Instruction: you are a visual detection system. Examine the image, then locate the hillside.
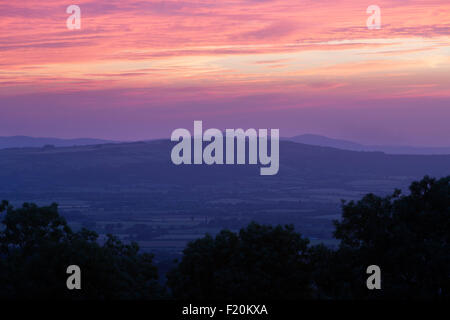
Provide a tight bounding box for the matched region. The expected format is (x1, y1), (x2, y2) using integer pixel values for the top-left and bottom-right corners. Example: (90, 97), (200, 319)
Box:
(0, 139), (448, 190)
(287, 134), (450, 155)
(0, 136), (115, 149)
(1, 140), (448, 251)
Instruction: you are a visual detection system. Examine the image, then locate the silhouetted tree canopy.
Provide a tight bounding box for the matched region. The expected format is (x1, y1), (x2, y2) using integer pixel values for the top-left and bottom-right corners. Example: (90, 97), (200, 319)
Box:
(0, 201), (163, 299)
(167, 222), (313, 300)
(0, 175), (448, 300)
(168, 176), (449, 300)
(331, 175), (449, 299)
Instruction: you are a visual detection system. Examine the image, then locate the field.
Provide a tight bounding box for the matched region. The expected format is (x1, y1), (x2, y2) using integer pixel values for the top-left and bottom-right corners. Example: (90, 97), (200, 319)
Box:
(1, 139), (449, 271)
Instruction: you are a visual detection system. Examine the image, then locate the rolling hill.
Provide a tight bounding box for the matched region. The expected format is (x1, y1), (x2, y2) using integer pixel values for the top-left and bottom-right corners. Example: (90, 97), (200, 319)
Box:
(0, 136), (115, 149)
(0, 139), (448, 191)
(1, 140), (448, 251)
(287, 134), (450, 155)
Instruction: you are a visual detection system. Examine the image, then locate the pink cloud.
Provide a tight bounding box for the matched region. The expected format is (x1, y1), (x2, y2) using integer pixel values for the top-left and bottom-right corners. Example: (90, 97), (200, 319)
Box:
(0, 0), (449, 146)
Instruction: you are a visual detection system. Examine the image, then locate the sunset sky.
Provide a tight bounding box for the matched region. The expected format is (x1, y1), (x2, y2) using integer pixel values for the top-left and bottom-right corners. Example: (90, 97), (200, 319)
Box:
(1, 0), (449, 146)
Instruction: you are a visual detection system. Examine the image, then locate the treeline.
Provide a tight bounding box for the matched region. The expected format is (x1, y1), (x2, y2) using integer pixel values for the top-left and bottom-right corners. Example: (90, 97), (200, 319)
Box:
(0, 176), (448, 300)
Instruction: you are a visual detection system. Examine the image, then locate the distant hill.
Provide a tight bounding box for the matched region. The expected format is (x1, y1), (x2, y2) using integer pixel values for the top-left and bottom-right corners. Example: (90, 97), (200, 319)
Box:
(0, 138), (448, 246)
(0, 140), (448, 192)
(286, 134), (450, 155)
(0, 136), (115, 149)
(4, 134), (449, 155)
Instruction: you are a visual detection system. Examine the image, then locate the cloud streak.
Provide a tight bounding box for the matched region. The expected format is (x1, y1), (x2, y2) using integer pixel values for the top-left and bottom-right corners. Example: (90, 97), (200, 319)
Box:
(0, 0), (449, 145)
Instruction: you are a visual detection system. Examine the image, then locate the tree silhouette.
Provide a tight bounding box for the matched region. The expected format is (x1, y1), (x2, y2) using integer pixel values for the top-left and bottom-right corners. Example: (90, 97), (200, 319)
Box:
(167, 222), (313, 300)
(332, 175), (449, 299)
(1, 175), (448, 300)
(168, 176), (449, 300)
(0, 201), (164, 299)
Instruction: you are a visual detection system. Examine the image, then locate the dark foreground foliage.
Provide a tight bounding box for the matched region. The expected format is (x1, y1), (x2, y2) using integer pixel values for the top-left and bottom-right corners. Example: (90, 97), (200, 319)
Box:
(169, 176), (449, 300)
(0, 176), (448, 299)
(167, 223), (313, 300)
(330, 175), (450, 299)
(0, 201), (164, 299)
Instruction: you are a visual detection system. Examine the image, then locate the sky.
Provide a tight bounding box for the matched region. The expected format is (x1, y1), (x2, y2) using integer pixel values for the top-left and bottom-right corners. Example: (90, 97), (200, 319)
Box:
(0, 0), (449, 146)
